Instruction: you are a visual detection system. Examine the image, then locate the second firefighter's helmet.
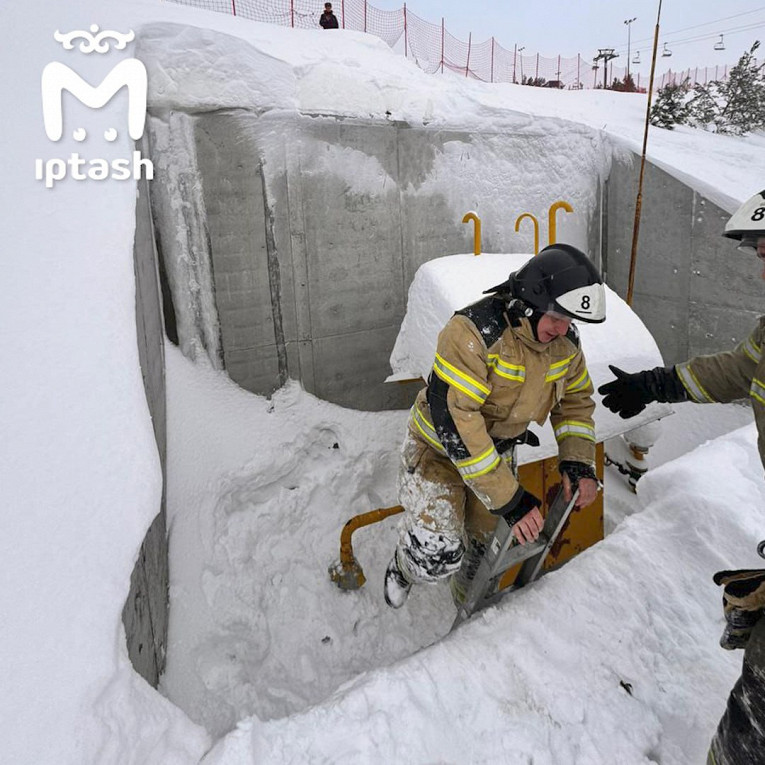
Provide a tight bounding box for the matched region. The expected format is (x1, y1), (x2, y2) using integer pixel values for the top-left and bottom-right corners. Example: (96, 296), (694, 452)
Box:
(723, 189), (765, 254)
(487, 244), (606, 323)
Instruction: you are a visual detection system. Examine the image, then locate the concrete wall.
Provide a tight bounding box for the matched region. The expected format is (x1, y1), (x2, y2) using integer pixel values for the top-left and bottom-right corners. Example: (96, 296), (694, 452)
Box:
(122, 173), (169, 688)
(605, 156), (761, 365)
(149, 105), (754, 415)
(149, 109), (605, 411)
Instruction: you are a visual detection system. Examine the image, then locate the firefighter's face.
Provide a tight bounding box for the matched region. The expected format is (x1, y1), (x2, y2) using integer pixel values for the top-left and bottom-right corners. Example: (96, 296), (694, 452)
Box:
(756, 238), (765, 280)
(537, 311), (571, 343)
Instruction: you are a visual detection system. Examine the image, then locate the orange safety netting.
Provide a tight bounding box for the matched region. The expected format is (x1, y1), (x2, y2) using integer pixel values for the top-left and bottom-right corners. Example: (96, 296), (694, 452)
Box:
(166, 0), (737, 90)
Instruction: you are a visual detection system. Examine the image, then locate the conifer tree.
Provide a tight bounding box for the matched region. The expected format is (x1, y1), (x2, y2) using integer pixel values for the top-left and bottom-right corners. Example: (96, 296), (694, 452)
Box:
(650, 80), (690, 129)
(715, 41), (765, 135)
(687, 81), (721, 129)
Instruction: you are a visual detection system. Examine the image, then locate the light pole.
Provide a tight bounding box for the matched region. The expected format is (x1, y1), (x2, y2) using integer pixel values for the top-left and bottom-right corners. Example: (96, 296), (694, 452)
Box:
(624, 17), (636, 85)
(518, 46), (525, 83)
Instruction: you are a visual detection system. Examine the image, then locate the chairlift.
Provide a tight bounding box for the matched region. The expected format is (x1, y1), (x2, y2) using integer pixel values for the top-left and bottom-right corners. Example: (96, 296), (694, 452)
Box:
(662, 42), (672, 57)
(714, 34), (725, 51)
(632, 50), (641, 64)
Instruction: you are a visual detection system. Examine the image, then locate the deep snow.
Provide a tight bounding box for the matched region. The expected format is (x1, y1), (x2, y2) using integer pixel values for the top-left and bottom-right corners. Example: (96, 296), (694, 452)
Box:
(2, 0), (765, 763)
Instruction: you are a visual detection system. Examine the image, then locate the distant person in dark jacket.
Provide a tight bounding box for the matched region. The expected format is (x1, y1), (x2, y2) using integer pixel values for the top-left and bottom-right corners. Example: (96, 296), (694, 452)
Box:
(320, 2), (339, 29)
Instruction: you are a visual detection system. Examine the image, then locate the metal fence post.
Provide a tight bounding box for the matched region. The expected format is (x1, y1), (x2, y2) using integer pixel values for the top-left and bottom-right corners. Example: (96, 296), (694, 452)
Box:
(404, 4), (408, 58)
(513, 43), (517, 83)
(441, 17), (444, 73)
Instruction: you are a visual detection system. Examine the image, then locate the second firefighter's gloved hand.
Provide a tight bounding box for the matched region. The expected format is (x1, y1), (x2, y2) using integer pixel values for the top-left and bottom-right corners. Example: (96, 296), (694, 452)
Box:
(598, 364), (687, 419)
(598, 365), (655, 418)
(713, 568), (765, 650)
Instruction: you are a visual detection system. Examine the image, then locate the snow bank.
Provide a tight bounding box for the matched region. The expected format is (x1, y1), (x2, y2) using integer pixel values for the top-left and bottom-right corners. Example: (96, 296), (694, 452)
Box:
(3, 0), (763, 762)
(134, 14), (765, 212)
(199, 422), (762, 764)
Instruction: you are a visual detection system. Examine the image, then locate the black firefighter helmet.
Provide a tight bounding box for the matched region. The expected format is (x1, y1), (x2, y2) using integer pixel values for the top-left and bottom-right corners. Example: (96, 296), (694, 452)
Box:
(485, 244), (606, 323)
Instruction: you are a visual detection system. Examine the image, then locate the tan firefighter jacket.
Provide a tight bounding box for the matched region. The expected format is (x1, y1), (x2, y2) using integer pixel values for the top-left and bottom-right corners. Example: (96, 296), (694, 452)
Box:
(408, 296), (596, 511)
(676, 316), (765, 471)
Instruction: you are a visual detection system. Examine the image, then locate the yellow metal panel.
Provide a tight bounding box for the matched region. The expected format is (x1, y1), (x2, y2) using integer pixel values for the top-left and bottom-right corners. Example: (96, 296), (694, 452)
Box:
(497, 444), (604, 589)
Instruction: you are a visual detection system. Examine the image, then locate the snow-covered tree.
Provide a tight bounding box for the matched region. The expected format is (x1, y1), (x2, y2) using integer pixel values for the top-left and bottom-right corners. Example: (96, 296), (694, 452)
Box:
(687, 81), (721, 130)
(650, 80), (690, 129)
(685, 42), (765, 135)
(715, 41), (765, 135)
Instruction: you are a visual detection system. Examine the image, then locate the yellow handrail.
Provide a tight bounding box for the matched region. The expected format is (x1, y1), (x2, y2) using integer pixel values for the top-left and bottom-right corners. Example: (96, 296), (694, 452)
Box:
(548, 200), (573, 246)
(462, 212), (482, 255)
(328, 505), (405, 590)
(515, 212), (539, 254)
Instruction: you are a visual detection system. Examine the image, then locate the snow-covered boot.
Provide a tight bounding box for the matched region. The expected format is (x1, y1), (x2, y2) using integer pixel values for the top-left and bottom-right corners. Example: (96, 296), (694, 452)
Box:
(384, 552), (412, 609)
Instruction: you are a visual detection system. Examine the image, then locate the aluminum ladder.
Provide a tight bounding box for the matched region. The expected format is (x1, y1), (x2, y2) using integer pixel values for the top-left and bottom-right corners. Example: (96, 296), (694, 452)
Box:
(451, 487), (580, 630)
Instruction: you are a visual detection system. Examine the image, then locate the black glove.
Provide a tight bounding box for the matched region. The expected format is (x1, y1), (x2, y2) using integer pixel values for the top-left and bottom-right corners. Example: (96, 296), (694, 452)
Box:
(597, 364), (687, 419)
(559, 460), (598, 491)
(491, 485), (541, 527)
(713, 568), (765, 650)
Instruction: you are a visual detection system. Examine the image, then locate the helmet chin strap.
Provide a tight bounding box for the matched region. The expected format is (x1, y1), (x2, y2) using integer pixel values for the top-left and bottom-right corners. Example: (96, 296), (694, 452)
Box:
(527, 310), (545, 341)
(506, 298), (545, 339)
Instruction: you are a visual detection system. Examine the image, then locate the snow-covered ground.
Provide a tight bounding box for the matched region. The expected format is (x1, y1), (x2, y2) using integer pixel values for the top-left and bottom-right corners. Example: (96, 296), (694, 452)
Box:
(3, 0), (765, 763)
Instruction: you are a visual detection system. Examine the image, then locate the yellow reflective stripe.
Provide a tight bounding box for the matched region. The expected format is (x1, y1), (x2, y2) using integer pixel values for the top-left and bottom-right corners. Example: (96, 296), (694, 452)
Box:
(743, 333), (762, 364)
(488, 354), (525, 382)
(554, 420), (596, 442)
(455, 445), (501, 480)
(456, 444), (496, 468)
(751, 378), (765, 406)
(566, 369), (591, 393)
(676, 362), (715, 403)
(412, 406), (501, 478)
(411, 407), (446, 453)
(545, 354), (575, 383)
(433, 353), (489, 404)
(549, 354), (575, 370)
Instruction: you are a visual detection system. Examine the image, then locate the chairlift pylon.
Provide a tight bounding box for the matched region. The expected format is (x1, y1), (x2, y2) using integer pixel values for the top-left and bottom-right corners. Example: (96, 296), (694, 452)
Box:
(714, 34), (725, 51)
(662, 42), (672, 57)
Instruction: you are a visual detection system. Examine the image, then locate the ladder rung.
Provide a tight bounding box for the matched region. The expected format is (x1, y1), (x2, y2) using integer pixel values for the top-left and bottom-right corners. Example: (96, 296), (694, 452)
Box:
(451, 487), (580, 630)
(491, 535), (548, 574)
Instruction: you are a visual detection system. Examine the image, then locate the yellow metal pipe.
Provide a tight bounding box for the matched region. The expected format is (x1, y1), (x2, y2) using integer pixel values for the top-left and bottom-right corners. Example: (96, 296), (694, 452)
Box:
(329, 505), (405, 590)
(515, 212), (539, 254)
(548, 200), (573, 246)
(462, 212), (482, 255)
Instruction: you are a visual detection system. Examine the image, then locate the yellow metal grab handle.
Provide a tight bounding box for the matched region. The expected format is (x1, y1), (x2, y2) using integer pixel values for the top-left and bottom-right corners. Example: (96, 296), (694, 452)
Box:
(462, 212), (482, 255)
(548, 200), (573, 246)
(515, 212), (539, 255)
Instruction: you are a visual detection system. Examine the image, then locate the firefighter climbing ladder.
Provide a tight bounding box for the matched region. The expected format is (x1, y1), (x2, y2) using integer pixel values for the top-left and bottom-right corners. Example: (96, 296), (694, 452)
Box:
(451, 487), (580, 630)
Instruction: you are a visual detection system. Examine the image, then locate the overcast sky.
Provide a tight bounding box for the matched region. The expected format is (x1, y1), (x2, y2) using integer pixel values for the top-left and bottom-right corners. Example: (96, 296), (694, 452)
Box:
(367, 0), (765, 76)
